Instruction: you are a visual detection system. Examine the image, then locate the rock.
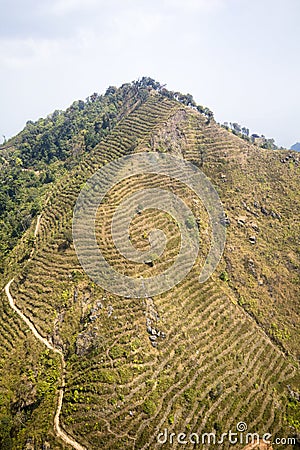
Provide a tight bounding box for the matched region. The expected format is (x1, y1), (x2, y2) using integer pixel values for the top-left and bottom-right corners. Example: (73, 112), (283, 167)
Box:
(73, 288), (78, 302)
(249, 236), (256, 244)
(237, 216), (246, 226)
(261, 207), (268, 215)
(76, 331), (96, 356)
(151, 341), (158, 347)
(287, 385), (300, 401)
(149, 335), (157, 342)
(270, 211), (281, 220)
(247, 259), (256, 276)
(221, 216), (230, 226)
(250, 222), (260, 232)
(144, 259), (154, 267)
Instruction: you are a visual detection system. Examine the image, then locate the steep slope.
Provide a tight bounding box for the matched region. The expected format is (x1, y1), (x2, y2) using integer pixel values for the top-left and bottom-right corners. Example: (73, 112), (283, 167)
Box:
(0, 81), (299, 449)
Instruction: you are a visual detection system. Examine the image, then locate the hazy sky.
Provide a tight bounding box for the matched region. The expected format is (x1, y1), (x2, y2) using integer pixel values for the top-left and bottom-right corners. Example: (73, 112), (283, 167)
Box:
(1, 0), (299, 148)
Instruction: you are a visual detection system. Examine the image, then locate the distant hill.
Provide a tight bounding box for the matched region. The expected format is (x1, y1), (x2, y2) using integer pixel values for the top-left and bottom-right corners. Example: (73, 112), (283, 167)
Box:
(291, 142), (300, 152)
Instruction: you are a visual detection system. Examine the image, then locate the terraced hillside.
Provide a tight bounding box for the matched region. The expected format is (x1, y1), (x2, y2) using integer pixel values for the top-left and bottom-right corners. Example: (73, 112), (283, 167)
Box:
(0, 81), (299, 449)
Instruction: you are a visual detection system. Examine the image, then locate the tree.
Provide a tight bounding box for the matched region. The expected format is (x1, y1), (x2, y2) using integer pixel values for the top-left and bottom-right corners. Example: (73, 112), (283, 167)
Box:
(241, 127), (249, 136)
(232, 123), (241, 133)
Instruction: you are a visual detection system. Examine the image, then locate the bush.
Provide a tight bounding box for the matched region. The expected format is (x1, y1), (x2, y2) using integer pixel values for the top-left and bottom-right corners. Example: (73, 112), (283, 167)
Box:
(143, 399), (156, 415)
(219, 271), (229, 282)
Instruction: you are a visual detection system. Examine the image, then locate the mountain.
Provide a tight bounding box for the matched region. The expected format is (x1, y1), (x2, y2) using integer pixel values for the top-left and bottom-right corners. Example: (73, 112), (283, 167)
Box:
(291, 142), (300, 152)
(0, 78), (299, 449)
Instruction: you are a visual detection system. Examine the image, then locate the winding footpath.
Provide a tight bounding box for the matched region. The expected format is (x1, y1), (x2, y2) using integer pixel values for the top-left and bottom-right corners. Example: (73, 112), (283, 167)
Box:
(4, 215), (86, 450)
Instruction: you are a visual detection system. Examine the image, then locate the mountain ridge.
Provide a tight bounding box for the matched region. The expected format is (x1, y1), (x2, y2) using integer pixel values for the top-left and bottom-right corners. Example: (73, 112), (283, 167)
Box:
(0, 79), (299, 449)
(291, 142), (300, 152)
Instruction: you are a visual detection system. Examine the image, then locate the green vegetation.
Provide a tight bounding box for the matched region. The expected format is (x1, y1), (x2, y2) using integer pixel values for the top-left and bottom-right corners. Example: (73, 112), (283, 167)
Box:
(219, 271), (229, 282)
(221, 121), (280, 149)
(142, 399), (156, 416)
(0, 88), (122, 271)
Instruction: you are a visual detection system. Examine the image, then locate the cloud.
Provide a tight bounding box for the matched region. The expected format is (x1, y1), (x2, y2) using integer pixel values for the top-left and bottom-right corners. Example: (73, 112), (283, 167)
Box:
(0, 0), (108, 39)
(0, 0), (228, 40)
(162, 0), (228, 12)
(0, 36), (75, 69)
(111, 9), (164, 42)
(43, 0), (99, 16)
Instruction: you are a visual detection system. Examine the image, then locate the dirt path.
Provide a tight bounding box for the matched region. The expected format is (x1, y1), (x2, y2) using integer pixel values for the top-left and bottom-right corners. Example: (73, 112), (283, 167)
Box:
(34, 214), (42, 237)
(4, 214), (86, 450)
(4, 280), (86, 449)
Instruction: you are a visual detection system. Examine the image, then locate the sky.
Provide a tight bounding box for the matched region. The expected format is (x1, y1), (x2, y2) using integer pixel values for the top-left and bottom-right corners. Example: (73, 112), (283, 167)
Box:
(0, 0), (299, 149)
